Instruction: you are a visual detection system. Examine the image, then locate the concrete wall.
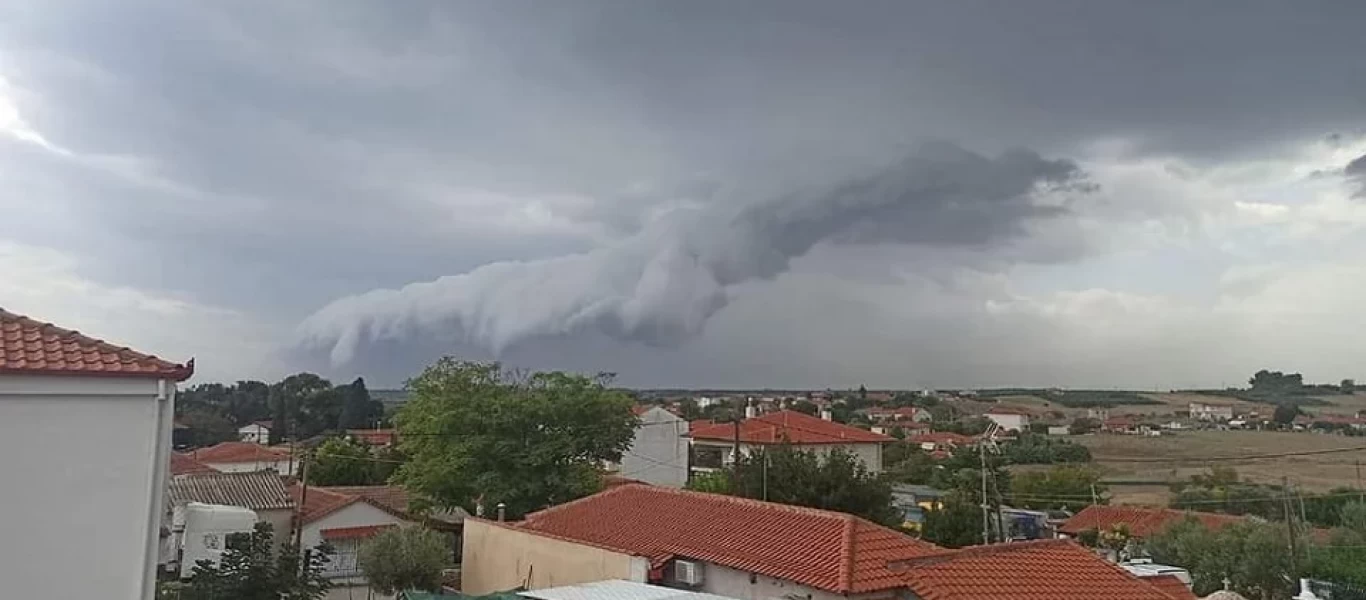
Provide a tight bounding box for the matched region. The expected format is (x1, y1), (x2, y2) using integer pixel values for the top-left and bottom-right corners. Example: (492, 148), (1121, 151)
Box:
(0, 375), (173, 600)
(238, 424), (270, 444)
(461, 519), (648, 594)
(621, 407), (688, 487)
(205, 458), (296, 475)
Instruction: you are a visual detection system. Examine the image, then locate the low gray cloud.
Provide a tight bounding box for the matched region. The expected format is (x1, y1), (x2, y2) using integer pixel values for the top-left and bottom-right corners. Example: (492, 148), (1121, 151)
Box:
(299, 142), (1088, 362)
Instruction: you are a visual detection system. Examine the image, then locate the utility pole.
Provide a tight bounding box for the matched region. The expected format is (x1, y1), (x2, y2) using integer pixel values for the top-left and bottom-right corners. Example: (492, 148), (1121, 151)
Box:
(980, 442), (991, 545)
(294, 452), (310, 552)
(1357, 459), (1364, 503)
(1090, 483), (1099, 506)
(732, 397), (743, 493)
(1282, 476), (1298, 577)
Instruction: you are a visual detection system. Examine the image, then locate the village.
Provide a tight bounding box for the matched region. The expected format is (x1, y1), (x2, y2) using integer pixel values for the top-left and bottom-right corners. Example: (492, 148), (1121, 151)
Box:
(5, 308), (1366, 600)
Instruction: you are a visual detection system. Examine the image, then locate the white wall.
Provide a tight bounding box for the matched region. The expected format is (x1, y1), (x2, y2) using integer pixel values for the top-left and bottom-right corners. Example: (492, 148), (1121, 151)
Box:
(698, 562), (859, 600)
(985, 413), (1028, 432)
(0, 375), (173, 600)
(238, 424), (270, 444)
(461, 520), (649, 595)
(205, 458), (296, 475)
(621, 408), (688, 487)
(301, 501), (413, 582)
(696, 441), (884, 473)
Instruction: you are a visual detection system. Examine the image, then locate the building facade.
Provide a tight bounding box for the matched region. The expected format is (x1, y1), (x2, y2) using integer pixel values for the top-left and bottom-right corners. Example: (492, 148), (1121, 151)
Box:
(621, 407), (689, 488)
(0, 308), (193, 600)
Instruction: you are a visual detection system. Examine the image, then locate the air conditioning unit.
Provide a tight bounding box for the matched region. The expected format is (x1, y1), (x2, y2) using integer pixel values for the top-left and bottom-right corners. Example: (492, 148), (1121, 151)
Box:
(674, 560), (705, 586)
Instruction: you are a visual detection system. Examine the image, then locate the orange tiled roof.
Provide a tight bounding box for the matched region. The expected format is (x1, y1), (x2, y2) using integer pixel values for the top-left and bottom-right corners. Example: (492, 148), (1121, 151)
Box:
(320, 524), (397, 540)
(515, 484), (940, 594)
(191, 441), (292, 464)
(1059, 505), (1246, 538)
(0, 308), (193, 380)
(290, 484), (424, 525)
(169, 452), (219, 476)
(900, 539), (1179, 600)
(346, 429), (397, 445)
(689, 410), (891, 445)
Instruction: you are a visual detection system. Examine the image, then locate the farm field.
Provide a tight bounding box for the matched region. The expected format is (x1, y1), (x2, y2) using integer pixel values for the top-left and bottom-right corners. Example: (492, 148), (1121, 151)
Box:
(1072, 430), (1366, 505)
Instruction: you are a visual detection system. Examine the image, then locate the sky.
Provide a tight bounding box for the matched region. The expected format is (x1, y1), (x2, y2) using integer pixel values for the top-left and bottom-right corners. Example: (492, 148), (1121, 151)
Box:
(2, 1), (1365, 389)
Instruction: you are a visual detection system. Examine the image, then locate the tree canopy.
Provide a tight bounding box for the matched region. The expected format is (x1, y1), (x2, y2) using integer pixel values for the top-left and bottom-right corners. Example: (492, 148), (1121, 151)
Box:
(1009, 465), (1106, 512)
(685, 445), (902, 527)
(358, 526), (451, 595)
(393, 359), (637, 518)
(307, 436), (400, 486)
(1147, 518), (1300, 600)
(920, 492), (984, 548)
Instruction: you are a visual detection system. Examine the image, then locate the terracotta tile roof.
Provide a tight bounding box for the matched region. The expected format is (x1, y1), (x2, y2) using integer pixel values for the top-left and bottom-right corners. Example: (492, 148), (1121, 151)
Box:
(169, 471), (294, 511)
(291, 485), (358, 523)
(689, 410), (891, 445)
(515, 484), (941, 594)
(170, 452), (219, 476)
(320, 524), (397, 540)
(190, 441), (292, 464)
(1145, 575), (1197, 600)
(320, 485), (412, 514)
(0, 308), (194, 380)
(1059, 505), (1246, 538)
(347, 429), (398, 446)
(291, 484), (432, 525)
(899, 540), (1179, 600)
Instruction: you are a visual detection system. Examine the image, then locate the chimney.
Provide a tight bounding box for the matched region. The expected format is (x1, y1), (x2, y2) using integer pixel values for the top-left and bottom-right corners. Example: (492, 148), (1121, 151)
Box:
(820, 408), (833, 421)
(497, 502), (507, 522)
(745, 398), (758, 419)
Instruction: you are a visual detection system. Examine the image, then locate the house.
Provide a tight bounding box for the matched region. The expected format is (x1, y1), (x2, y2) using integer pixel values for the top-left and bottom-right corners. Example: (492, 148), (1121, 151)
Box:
(348, 428), (399, 447)
(865, 406), (933, 423)
(1047, 425), (1070, 436)
(165, 470), (296, 574)
(892, 539), (1180, 600)
(871, 421), (930, 436)
(190, 440), (297, 475)
(462, 485), (1179, 600)
(892, 484), (945, 530)
(169, 451), (219, 477)
(1188, 401), (1234, 422)
(983, 406), (1032, 432)
(239, 420), (273, 444)
(522, 580), (740, 600)
(622, 406), (689, 488)
(0, 308), (193, 600)
(293, 484), (465, 600)
(908, 432), (976, 454)
(1059, 505), (1246, 540)
(461, 483), (942, 596)
(688, 410), (892, 473)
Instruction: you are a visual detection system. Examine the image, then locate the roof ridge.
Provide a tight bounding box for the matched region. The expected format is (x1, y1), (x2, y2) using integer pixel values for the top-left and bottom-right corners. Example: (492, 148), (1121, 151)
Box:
(838, 515), (856, 592)
(529, 484), (854, 523)
(899, 539), (1075, 568)
(0, 307), (193, 380)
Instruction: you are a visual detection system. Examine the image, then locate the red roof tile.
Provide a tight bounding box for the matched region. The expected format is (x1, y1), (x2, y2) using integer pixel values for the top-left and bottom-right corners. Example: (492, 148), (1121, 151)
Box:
(900, 540), (1179, 600)
(291, 485), (359, 523)
(290, 484), (425, 525)
(689, 410), (891, 445)
(170, 452), (219, 476)
(1145, 575), (1197, 600)
(320, 524), (397, 540)
(1059, 505), (1246, 538)
(516, 484), (940, 594)
(191, 441), (292, 464)
(346, 429), (397, 446)
(0, 308), (194, 380)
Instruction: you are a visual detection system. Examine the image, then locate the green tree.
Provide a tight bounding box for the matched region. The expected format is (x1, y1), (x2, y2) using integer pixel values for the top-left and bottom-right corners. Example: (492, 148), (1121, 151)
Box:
(789, 399), (819, 416)
(269, 373), (338, 443)
(1068, 417), (1101, 435)
(1342, 379), (1357, 394)
(338, 377), (384, 430)
(181, 522), (332, 600)
(1009, 465), (1106, 512)
(1273, 403), (1301, 425)
(395, 359), (637, 518)
(358, 526), (451, 595)
(685, 470), (733, 494)
(702, 445), (902, 526)
(921, 492), (984, 548)
(308, 437), (381, 486)
(1147, 519), (1300, 600)
(676, 398), (703, 420)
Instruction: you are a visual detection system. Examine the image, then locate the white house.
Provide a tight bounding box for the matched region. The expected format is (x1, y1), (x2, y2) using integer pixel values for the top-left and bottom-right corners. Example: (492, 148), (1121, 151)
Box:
(165, 470), (296, 573)
(189, 440), (297, 475)
(0, 308), (193, 600)
(688, 410), (891, 474)
(292, 484), (463, 600)
(1189, 401), (1235, 422)
(984, 407), (1032, 432)
(621, 406), (689, 488)
(238, 420), (273, 444)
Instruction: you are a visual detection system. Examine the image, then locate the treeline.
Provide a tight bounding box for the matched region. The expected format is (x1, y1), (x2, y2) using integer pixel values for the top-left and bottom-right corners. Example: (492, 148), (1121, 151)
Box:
(976, 388), (1161, 408)
(1185, 369), (1358, 408)
(175, 374), (385, 447)
(1170, 466), (1365, 529)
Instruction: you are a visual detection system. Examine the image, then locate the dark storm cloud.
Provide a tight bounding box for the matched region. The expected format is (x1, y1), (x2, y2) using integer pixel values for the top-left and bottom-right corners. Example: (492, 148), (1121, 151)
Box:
(299, 142), (1088, 363)
(3, 0), (1365, 383)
